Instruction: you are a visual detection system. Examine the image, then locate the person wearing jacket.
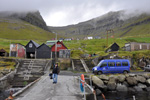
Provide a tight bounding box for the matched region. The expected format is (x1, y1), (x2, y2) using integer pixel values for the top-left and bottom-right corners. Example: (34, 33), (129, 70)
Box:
(52, 63), (59, 84)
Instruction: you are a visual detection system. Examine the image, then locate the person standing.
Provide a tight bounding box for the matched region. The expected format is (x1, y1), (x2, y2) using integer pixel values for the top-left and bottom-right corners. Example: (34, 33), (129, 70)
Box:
(52, 63), (59, 84)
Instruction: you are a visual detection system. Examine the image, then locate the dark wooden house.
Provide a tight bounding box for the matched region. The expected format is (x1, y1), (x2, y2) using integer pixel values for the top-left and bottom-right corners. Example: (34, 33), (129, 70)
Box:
(0, 49), (6, 56)
(51, 41), (68, 58)
(105, 42), (120, 53)
(10, 43), (26, 58)
(25, 40), (40, 58)
(36, 43), (51, 59)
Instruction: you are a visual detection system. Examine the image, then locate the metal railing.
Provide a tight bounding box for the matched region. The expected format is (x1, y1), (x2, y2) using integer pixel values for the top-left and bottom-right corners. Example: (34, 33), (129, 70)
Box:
(78, 76), (97, 100)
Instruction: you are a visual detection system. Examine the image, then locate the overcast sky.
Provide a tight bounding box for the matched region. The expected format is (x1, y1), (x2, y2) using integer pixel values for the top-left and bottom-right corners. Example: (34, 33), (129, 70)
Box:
(0, 0), (150, 26)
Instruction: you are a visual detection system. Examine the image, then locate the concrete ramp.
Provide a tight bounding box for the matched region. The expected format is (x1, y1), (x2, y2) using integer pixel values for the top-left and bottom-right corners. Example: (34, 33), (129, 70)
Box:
(14, 75), (83, 100)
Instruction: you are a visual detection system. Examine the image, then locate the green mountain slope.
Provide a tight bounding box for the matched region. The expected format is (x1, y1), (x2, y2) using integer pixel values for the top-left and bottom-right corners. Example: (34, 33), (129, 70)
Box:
(0, 17), (55, 40)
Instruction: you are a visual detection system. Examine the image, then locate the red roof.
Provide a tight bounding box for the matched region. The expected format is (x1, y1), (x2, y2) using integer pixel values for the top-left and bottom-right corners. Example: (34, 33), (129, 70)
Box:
(51, 41), (67, 52)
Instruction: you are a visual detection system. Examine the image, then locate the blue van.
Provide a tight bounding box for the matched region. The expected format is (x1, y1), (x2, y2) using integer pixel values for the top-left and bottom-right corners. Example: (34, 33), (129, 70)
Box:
(92, 59), (130, 75)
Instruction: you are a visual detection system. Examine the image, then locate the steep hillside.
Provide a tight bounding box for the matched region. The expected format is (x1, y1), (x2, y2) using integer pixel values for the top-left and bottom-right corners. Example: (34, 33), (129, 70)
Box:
(0, 11), (49, 31)
(0, 11), (55, 41)
(49, 11), (150, 39)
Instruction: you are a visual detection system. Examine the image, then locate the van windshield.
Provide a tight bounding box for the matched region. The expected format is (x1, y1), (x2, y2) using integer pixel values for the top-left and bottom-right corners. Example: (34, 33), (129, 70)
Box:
(97, 61), (103, 67)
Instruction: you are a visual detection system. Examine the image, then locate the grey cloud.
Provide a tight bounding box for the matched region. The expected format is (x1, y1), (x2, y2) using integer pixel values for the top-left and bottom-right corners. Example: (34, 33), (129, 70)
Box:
(0, 0), (150, 26)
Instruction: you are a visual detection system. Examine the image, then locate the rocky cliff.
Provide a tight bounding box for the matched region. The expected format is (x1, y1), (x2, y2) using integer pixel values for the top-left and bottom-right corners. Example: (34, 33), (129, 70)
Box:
(0, 11), (49, 31)
(49, 11), (150, 38)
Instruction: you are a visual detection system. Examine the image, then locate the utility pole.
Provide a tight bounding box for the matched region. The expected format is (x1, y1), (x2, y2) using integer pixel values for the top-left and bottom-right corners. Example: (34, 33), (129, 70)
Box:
(106, 29), (114, 47)
(53, 32), (57, 63)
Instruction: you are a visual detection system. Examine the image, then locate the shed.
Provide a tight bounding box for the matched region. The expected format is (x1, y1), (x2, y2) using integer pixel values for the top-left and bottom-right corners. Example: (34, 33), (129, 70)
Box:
(51, 41), (68, 58)
(36, 43), (51, 59)
(124, 42), (150, 51)
(10, 43), (26, 58)
(25, 40), (40, 58)
(0, 49), (6, 56)
(105, 42), (120, 53)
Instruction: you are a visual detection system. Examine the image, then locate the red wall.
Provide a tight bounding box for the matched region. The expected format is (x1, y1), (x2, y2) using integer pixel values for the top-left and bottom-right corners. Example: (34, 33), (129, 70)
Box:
(17, 47), (26, 58)
(51, 41), (67, 52)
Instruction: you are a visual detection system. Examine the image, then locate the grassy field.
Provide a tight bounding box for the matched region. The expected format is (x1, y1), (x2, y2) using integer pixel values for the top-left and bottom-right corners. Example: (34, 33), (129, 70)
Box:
(63, 37), (150, 58)
(0, 37), (150, 58)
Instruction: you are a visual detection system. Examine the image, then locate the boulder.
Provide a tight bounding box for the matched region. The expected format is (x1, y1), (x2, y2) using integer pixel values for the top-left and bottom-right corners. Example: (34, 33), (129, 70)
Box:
(142, 73), (150, 79)
(116, 83), (128, 92)
(135, 75), (146, 83)
(109, 75), (118, 79)
(123, 81), (129, 87)
(95, 89), (102, 95)
(146, 79), (150, 85)
(117, 75), (126, 82)
(129, 74), (136, 77)
(92, 76), (104, 88)
(128, 87), (136, 93)
(137, 83), (147, 89)
(126, 77), (137, 86)
(103, 80), (109, 84)
(98, 75), (109, 80)
(145, 87), (150, 92)
(133, 86), (143, 92)
(107, 77), (116, 91)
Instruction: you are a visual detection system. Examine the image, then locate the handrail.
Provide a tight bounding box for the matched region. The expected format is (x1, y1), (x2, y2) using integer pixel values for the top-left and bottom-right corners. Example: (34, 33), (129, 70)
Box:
(80, 59), (90, 73)
(14, 59), (20, 73)
(79, 77), (97, 100)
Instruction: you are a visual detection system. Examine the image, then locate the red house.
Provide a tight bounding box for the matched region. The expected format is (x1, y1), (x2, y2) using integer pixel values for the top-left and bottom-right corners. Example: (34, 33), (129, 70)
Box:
(51, 41), (68, 58)
(10, 43), (26, 58)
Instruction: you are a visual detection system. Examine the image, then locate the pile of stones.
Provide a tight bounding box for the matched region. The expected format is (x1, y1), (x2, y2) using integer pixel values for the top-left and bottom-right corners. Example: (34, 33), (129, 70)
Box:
(92, 73), (150, 93)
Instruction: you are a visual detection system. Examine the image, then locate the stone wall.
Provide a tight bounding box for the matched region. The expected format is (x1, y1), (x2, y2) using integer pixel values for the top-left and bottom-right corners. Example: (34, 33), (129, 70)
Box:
(0, 71), (15, 91)
(92, 73), (150, 93)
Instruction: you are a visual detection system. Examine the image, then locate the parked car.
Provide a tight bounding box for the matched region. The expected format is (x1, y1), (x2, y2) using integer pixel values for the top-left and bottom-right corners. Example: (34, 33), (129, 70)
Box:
(144, 65), (150, 72)
(92, 59), (130, 75)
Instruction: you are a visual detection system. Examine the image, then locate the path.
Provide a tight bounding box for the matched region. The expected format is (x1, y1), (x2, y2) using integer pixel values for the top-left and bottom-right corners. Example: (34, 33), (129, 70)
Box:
(14, 73), (83, 100)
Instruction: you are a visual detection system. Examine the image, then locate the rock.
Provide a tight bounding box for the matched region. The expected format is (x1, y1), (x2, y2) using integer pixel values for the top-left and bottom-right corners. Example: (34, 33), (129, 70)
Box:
(103, 80), (109, 84)
(92, 76), (104, 88)
(95, 89), (102, 95)
(135, 76), (146, 83)
(116, 83), (128, 92)
(126, 77), (137, 86)
(129, 74), (136, 77)
(146, 79), (150, 85)
(128, 87), (136, 93)
(107, 78), (116, 91)
(137, 83), (147, 89)
(98, 75), (109, 80)
(125, 74), (129, 77)
(145, 87), (150, 92)
(142, 73), (150, 79)
(117, 75), (126, 82)
(123, 81), (129, 87)
(109, 75), (117, 79)
(133, 86), (143, 92)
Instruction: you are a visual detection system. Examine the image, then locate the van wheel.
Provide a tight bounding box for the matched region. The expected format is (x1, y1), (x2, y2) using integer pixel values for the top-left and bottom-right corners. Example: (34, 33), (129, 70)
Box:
(123, 71), (128, 74)
(97, 71), (102, 75)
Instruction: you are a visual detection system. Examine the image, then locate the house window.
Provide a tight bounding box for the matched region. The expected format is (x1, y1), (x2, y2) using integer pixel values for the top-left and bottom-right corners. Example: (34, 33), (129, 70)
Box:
(29, 43), (33, 48)
(57, 44), (62, 47)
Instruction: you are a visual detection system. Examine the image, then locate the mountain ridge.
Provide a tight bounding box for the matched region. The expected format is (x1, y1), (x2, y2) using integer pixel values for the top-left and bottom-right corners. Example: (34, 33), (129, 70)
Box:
(49, 10), (150, 39)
